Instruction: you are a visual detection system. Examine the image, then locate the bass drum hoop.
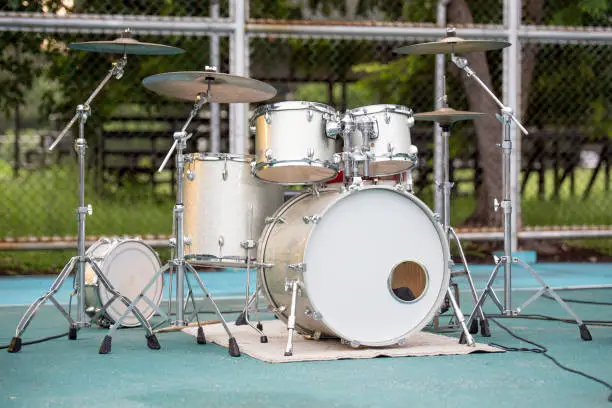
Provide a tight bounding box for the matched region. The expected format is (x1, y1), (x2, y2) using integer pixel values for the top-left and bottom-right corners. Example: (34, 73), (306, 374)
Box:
(257, 186), (450, 346)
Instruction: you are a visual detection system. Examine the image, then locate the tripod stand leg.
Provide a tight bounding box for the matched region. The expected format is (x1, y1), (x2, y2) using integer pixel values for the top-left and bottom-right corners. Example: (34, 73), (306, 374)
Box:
(447, 287), (475, 346)
(464, 261), (505, 335)
(284, 280), (300, 357)
(183, 275), (206, 344)
(449, 228), (490, 336)
(514, 259), (592, 341)
(99, 263), (169, 354)
(186, 263), (240, 357)
(8, 257), (78, 353)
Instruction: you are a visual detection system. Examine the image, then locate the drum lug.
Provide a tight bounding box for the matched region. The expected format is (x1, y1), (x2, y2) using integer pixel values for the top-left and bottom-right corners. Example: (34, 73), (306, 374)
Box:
(302, 215), (320, 224)
(387, 143), (395, 156)
(265, 216), (286, 224)
(186, 169), (196, 181)
(287, 263), (307, 273)
(397, 337), (407, 346)
(249, 124), (256, 136)
(306, 147), (315, 160)
(384, 108), (391, 124)
(304, 308), (322, 321)
(265, 148), (273, 161)
(240, 239), (257, 250)
(264, 110), (271, 124)
(222, 157), (229, 180)
(169, 238), (176, 248)
(306, 107), (313, 122)
(432, 213), (441, 223)
(325, 117), (340, 139)
(184, 236), (192, 246)
(340, 338), (361, 348)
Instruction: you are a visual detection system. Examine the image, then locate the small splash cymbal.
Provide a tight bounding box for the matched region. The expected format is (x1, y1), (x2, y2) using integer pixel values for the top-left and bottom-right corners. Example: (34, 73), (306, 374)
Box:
(394, 34), (510, 55)
(142, 71), (277, 103)
(414, 107), (486, 125)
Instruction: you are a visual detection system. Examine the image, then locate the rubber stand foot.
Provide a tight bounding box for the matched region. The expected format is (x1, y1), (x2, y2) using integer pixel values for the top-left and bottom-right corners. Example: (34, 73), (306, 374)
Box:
(99, 335), (112, 354)
(68, 326), (77, 340)
(260, 335), (268, 343)
(235, 312), (247, 326)
(7, 337), (22, 353)
(469, 319), (479, 334)
(256, 322), (263, 331)
(146, 334), (161, 350)
(284, 351), (292, 356)
(579, 324), (592, 341)
(228, 337), (240, 357)
(459, 332), (467, 345)
(480, 318), (491, 337)
(196, 327), (206, 345)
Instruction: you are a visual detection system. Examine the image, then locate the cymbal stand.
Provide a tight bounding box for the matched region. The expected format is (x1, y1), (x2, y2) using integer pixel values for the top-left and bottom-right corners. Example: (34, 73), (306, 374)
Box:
(434, 120), (490, 338)
(8, 55), (158, 353)
(99, 86), (241, 355)
(451, 53), (591, 341)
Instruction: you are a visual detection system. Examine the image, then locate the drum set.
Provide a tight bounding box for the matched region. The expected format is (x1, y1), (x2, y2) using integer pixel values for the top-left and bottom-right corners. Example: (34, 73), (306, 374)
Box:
(7, 26), (591, 356)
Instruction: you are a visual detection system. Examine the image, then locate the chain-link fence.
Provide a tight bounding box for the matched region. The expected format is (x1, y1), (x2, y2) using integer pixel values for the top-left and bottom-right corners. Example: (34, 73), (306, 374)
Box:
(0, 0), (610, 258)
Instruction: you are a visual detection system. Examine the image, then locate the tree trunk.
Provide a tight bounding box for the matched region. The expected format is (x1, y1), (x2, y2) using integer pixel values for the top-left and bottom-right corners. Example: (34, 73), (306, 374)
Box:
(447, 0), (545, 226)
(448, 0), (503, 226)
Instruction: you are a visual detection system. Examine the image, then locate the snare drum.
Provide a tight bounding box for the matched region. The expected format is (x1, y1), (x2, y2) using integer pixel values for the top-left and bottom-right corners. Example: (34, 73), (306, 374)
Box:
(258, 185), (450, 346)
(85, 237), (163, 327)
(348, 104), (417, 176)
(184, 153), (284, 266)
(251, 101), (339, 185)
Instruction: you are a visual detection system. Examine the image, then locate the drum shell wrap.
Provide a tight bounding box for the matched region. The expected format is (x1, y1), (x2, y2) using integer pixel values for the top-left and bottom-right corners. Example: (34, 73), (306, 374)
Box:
(258, 185), (450, 346)
(252, 101), (339, 184)
(184, 153), (284, 261)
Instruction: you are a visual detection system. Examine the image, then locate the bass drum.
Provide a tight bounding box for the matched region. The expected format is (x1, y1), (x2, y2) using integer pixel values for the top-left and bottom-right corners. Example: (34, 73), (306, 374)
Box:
(258, 185), (450, 347)
(85, 238), (163, 327)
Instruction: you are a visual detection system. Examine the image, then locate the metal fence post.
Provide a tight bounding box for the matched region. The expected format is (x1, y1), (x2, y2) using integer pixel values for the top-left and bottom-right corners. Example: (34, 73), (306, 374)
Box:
(229, 0), (248, 154)
(210, 0), (221, 153)
(504, 0), (522, 250)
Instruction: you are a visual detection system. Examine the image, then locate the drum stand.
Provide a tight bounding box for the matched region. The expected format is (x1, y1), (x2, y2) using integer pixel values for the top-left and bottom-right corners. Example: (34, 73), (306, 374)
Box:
(433, 121), (490, 338)
(8, 57), (157, 353)
(99, 90), (241, 356)
(451, 54), (592, 341)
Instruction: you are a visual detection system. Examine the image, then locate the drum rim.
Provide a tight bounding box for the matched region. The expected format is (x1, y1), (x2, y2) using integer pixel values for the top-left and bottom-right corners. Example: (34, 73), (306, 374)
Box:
(253, 160), (339, 185)
(250, 100), (337, 120)
(349, 104), (414, 116)
(97, 239), (163, 326)
(184, 152), (254, 163)
(258, 186), (451, 346)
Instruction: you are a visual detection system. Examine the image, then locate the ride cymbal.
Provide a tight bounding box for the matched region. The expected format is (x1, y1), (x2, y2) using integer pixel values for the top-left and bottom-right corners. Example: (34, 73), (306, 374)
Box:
(142, 71), (277, 103)
(414, 107), (486, 125)
(394, 27), (510, 55)
(68, 30), (184, 55)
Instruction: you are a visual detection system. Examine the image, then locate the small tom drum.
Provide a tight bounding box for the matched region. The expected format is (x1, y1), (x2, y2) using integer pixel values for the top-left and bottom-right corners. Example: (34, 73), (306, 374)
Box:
(251, 101), (339, 185)
(85, 237), (163, 327)
(348, 104), (417, 176)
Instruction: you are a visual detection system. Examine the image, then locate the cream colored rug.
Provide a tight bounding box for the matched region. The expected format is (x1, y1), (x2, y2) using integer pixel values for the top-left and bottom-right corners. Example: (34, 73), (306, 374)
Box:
(183, 320), (500, 363)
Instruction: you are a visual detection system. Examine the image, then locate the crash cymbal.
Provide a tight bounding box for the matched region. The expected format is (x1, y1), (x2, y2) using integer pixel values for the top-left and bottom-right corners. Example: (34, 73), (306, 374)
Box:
(68, 30), (184, 55)
(142, 71), (277, 103)
(414, 107), (486, 125)
(394, 30), (510, 55)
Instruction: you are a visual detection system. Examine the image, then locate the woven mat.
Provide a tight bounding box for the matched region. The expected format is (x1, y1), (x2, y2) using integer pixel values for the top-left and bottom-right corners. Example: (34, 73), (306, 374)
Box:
(183, 320), (500, 363)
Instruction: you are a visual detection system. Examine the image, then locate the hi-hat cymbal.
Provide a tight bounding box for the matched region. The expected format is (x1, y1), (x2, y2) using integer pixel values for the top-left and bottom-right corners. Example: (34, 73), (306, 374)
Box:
(414, 107), (486, 124)
(142, 71), (277, 103)
(69, 34), (184, 55)
(394, 36), (510, 55)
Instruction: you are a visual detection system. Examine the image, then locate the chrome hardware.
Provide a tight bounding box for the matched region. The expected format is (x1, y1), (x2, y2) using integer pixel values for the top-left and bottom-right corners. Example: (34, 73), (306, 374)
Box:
(240, 239), (257, 250)
(249, 125), (256, 136)
(186, 170), (196, 181)
(169, 238), (177, 248)
(184, 236), (192, 246)
(448, 260), (455, 268)
(306, 107), (314, 122)
(304, 308), (322, 320)
(433, 213), (441, 222)
(325, 118), (341, 139)
(406, 115), (415, 127)
(288, 263), (306, 273)
(302, 215), (321, 224)
(265, 148), (273, 161)
(86, 204), (93, 215)
(384, 108), (391, 124)
(387, 143), (394, 155)
(397, 338), (407, 346)
(204, 65), (217, 72)
(306, 147), (315, 159)
(332, 153), (342, 164)
(264, 110), (271, 124)
(218, 236), (225, 248)
(265, 216), (286, 224)
(222, 157), (229, 181)
(493, 198), (500, 212)
(350, 340), (360, 348)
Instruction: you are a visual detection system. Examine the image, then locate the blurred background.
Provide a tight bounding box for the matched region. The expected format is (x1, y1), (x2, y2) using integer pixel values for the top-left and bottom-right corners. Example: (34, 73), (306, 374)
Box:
(0, 0), (610, 273)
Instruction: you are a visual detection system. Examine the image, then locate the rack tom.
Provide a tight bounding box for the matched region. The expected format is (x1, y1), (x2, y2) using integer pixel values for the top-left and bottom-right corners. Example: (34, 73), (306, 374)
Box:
(251, 101), (339, 185)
